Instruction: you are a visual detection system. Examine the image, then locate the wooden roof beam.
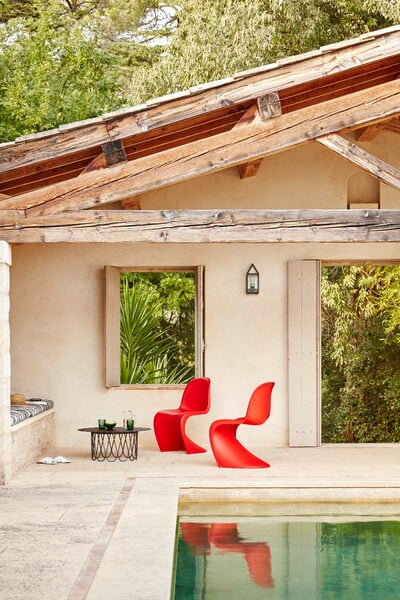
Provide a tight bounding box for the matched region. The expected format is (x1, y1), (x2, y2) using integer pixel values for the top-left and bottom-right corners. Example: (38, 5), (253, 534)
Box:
(0, 209), (399, 243)
(356, 123), (387, 141)
(236, 95), (282, 179)
(234, 104), (263, 179)
(238, 160), (263, 179)
(317, 133), (400, 190)
(121, 198), (141, 210)
(1, 79), (399, 216)
(1, 30), (400, 174)
(80, 153), (107, 174)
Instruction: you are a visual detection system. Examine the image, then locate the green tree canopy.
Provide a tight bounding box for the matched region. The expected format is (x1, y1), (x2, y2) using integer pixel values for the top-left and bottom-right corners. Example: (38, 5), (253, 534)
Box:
(0, 0), (170, 140)
(127, 0), (394, 104)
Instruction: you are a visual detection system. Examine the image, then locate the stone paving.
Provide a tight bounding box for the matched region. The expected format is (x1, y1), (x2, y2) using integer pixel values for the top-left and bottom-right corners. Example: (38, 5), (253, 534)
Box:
(2, 445), (400, 600)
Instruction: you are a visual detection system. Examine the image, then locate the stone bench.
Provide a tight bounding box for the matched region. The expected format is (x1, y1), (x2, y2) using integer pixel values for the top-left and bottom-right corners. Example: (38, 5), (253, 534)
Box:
(11, 400), (55, 476)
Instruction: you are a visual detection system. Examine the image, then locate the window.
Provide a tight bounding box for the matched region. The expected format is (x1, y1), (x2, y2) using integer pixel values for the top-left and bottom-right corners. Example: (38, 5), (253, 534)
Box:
(105, 266), (204, 387)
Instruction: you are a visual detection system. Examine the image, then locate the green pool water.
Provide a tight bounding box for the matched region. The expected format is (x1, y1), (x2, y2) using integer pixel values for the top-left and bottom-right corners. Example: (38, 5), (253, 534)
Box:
(173, 517), (400, 599)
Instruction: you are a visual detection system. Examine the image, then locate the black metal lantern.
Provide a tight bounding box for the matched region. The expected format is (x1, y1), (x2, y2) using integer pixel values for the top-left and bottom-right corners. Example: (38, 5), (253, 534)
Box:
(246, 264), (259, 294)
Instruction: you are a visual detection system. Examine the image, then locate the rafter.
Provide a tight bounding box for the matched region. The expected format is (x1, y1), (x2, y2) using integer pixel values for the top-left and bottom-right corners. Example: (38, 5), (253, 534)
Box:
(238, 160), (263, 179)
(0, 79), (399, 216)
(0, 209), (399, 243)
(234, 104), (263, 178)
(317, 133), (400, 190)
(356, 123), (387, 141)
(121, 198), (141, 210)
(80, 153), (107, 174)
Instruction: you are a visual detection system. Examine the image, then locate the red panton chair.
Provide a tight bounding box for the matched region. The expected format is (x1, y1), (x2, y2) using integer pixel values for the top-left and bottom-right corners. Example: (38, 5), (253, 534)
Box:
(209, 381), (274, 468)
(154, 377), (210, 454)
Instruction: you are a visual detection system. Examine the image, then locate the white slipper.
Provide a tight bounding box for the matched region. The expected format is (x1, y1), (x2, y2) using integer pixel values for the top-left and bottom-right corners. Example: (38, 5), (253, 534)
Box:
(37, 457), (56, 464)
(54, 456), (70, 463)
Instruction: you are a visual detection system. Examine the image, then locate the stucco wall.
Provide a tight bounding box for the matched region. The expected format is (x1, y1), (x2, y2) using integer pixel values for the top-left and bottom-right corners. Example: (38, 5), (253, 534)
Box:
(138, 131), (399, 211)
(8, 133), (400, 451)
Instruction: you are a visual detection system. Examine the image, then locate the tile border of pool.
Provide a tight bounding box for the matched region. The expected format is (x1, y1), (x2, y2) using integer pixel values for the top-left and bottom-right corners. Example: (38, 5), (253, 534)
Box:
(80, 478), (400, 600)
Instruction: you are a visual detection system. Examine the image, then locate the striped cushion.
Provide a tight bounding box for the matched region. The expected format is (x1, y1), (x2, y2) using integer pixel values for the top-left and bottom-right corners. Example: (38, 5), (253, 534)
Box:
(10, 399), (54, 426)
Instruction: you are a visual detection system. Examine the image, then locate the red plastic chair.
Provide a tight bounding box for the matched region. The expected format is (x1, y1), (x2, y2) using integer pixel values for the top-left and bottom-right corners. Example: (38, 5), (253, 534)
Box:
(209, 382), (274, 468)
(154, 377), (210, 454)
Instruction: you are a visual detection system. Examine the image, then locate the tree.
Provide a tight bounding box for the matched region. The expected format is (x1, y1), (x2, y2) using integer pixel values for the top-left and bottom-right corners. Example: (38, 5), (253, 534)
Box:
(127, 0), (393, 104)
(0, 0), (171, 141)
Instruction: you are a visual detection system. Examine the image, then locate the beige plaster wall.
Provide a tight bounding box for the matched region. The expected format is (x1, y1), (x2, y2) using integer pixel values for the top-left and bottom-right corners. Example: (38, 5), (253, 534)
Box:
(137, 131), (400, 210)
(10, 241), (400, 452)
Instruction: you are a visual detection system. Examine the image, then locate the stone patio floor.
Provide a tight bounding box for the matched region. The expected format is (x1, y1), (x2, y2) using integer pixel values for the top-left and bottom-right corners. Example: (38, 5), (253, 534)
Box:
(2, 444), (400, 600)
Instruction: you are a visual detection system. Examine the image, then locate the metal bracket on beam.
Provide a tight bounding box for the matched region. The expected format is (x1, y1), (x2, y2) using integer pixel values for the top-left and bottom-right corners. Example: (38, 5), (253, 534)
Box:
(257, 93), (282, 120)
(101, 139), (127, 167)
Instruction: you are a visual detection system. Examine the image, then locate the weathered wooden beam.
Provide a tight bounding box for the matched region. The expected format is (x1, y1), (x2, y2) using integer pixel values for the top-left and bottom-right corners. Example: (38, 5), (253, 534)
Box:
(2, 79), (399, 217)
(238, 160), (263, 179)
(0, 209), (399, 243)
(355, 123), (387, 141)
(120, 197), (141, 210)
(383, 115), (400, 135)
(1, 29), (399, 174)
(317, 133), (400, 190)
(234, 104), (263, 178)
(80, 153), (107, 174)
(233, 104), (260, 128)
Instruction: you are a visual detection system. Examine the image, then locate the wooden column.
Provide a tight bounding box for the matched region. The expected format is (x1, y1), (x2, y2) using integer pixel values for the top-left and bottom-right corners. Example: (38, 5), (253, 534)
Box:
(0, 241), (11, 483)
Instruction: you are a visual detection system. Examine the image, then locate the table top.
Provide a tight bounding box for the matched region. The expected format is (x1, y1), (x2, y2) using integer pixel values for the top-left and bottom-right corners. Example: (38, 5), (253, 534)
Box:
(78, 427), (151, 433)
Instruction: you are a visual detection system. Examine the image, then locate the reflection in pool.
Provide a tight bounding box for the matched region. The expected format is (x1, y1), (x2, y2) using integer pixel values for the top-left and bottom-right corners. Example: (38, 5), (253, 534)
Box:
(173, 518), (400, 599)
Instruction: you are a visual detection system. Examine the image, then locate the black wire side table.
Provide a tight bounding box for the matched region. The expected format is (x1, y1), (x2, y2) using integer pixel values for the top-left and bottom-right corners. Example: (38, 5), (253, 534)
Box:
(78, 427), (150, 462)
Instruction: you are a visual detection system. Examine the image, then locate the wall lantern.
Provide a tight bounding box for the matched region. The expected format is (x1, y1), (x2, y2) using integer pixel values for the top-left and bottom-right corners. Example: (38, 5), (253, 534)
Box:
(246, 264), (259, 294)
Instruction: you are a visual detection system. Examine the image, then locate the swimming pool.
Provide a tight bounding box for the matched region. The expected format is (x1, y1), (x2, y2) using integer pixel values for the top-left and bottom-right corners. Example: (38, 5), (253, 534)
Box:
(173, 514), (400, 599)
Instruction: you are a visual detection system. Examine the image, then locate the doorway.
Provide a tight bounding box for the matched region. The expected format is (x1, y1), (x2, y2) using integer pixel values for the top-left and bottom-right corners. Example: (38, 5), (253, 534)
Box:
(321, 264), (400, 443)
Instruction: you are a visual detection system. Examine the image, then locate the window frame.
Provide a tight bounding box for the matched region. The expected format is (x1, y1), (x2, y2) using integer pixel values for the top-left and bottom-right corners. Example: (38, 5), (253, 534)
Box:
(105, 265), (205, 389)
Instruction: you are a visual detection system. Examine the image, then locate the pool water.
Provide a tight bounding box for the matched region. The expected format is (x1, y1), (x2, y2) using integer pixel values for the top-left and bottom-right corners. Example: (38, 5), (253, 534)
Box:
(173, 517), (400, 599)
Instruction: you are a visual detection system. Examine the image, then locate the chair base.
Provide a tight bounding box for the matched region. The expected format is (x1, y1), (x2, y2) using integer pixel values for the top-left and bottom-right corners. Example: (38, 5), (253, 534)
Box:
(154, 411), (207, 454)
(210, 422), (270, 468)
